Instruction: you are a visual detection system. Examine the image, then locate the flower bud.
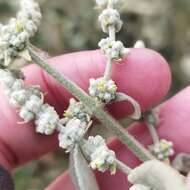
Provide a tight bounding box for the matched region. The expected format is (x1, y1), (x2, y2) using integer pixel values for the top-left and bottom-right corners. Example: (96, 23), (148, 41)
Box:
(99, 8), (123, 33)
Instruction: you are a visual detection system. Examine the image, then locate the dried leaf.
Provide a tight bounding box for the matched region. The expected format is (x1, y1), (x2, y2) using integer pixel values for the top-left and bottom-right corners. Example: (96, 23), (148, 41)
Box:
(114, 92), (141, 120)
(69, 145), (99, 190)
(128, 160), (188, 190)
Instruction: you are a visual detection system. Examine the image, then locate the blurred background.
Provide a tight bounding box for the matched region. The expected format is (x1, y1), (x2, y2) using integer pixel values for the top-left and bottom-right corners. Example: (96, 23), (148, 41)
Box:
(0, 0), (190, 189)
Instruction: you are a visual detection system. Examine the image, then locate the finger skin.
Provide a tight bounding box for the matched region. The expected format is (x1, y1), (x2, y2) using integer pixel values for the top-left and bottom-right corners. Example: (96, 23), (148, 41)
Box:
(0, 49), (171, 170)
(47, 86), (190, 190)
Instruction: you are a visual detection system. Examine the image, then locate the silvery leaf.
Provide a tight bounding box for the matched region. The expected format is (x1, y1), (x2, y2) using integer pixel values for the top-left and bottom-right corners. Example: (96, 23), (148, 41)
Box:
(69, 144), (99, 190)
(128, 160), (188, 190)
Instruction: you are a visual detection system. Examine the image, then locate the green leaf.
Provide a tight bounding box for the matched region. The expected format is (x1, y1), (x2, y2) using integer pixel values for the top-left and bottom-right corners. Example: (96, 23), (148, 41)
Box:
(69, 145), (100, 190)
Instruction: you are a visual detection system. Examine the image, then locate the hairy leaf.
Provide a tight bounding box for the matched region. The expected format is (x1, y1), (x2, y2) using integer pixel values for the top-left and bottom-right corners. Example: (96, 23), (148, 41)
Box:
(69, 145), (99, 190)
(128, 160), (188, 190)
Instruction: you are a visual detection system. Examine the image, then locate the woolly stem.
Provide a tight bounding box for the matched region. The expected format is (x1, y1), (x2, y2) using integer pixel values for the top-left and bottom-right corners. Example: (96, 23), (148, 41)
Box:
(103, 2), (116, 80)
(145, 111), (160, 144)
(28, 46), (154, 162)
(103, 57), (113, 80)
(146, 122), (159, 144)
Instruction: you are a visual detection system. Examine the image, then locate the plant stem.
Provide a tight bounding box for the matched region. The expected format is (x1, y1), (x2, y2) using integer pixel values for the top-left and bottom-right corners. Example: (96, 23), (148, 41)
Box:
(145, 111), (160, 144)
(103, 25), (115, 79)
(103, 57), (112, 80)
(28, 46), (154, 162)
(103, 1), (116, 80)
(146, 122), (159, 144)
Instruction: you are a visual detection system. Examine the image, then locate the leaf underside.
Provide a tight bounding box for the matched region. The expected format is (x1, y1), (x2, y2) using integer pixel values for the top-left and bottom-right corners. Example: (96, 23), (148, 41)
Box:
(69, 144), (100, 190)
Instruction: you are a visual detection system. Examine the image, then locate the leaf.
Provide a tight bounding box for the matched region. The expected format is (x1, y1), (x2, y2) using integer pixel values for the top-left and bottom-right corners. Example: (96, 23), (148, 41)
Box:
(69, 144), (100, 190)
(128, 160), (188, 190)
(114, 92), (141, 120)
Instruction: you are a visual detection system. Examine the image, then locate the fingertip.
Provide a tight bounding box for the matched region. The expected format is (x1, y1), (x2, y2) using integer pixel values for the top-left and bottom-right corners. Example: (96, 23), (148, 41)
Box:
(109, 48), (171, 117)
(157, 86), (190, 154)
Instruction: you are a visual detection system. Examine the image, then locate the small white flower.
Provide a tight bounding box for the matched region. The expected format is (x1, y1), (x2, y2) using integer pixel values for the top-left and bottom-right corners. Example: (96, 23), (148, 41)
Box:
(0, 70), (62, 134)
(64, 98), (91, 124)
(11, 79), (25, 91)
(35, 104), (59, 135)
(0, 70), (25, 96)
(0, 0), (41, 67)
(0, 70), (15, 88)
(149, 139), (174, 161)
(99, 8), (123, 33)
(24, 95), (43, 114)
(89, 77), (117, 103)
(58, 118), (87, 153)
(19, 106), (35, 122)
(9, 89), (28, 107)
(18, 0), (41, 36)
(98, 37), (128, 60)
(17, 92), (43, 122)
(84, 135), (116, 174)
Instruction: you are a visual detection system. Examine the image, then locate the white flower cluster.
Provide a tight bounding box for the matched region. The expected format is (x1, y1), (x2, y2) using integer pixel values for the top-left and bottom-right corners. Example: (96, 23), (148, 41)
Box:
(35, 104), (59, 135)
(63, 98), (91, 124)
(0, 0), (41, 67)
(58, 98), (92, 153)
(130, 184), (152, 190)
(89, 77), (117, 103)
(99, 8), (123, 33)
(84, 135), (116, 174)
(99, 37), (128, 60)
(0, 69), (59, 135)
(18, 0), (41, 36)
(96, 0), (121, 7)
(149, 139), (174, 161)
(58, 118), (87, 153)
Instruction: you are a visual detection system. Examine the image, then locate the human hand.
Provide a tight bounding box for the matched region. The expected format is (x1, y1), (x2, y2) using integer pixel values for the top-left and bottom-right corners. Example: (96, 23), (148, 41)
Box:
(0, 48), (189, 189)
